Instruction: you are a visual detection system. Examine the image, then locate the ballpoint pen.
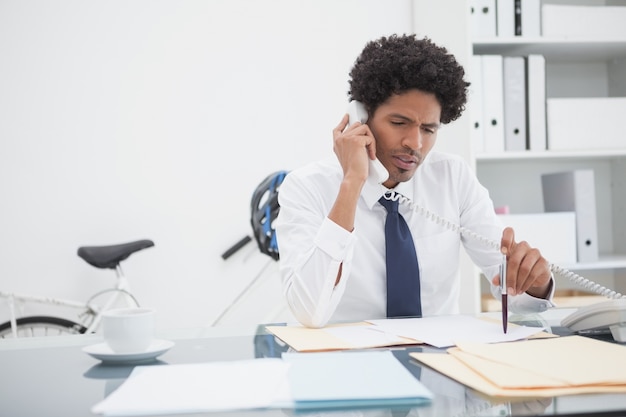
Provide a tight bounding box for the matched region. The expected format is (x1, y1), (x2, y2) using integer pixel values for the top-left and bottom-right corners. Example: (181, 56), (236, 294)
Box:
(500, 253), (508, 333)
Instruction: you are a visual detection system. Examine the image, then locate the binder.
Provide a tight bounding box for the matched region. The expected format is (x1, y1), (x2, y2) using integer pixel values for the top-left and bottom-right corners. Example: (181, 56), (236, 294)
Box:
(514, 0), (521, 36)
(502, 56), (526, 151)
(496, 0), (515, 37)
(481, 55), (505, 153)
(520, 0), (541, 37)
(470, 55), (485, 154)
(526, 54), (546, 151)
(471, 0), (497, 38)
(542, 4), (626, 39)
(547, 97), (626, 151)
(541, 170), (599, 263)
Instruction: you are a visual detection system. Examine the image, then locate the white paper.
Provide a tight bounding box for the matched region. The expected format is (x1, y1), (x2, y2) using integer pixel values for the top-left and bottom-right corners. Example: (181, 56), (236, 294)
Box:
(366, 315), (544, 348)
(92, 359), (291, 416)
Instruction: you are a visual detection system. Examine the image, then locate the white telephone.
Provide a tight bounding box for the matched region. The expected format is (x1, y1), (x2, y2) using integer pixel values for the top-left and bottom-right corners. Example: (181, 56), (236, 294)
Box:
(561, 299), (626, 342)
(346, 100), (389, 185)
(345, 100), (626, 342)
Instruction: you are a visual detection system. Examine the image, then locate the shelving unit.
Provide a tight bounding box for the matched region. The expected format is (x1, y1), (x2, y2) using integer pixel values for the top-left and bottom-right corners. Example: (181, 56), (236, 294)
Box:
(470, 1), (626, 310)
(476, 149), (626, 161)
(474, 38), (626, 61)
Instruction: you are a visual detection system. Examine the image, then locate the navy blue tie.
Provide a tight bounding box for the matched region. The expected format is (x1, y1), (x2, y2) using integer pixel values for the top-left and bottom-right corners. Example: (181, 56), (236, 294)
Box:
(379, 195), (422, 318)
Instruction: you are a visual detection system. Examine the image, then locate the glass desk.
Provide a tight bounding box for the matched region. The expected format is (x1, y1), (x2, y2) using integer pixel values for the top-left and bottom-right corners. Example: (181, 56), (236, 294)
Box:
(1, 319), (625, 417)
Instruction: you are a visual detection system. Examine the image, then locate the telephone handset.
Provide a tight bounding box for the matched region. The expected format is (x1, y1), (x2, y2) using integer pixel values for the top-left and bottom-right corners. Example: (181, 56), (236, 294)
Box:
(345, 102), (626, 341)
(346, 100), (389, 185)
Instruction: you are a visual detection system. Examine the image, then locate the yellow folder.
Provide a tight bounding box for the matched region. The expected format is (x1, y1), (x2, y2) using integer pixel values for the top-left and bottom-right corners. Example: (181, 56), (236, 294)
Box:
(265, 322), (420, 352)
(411, 335), (626, 398)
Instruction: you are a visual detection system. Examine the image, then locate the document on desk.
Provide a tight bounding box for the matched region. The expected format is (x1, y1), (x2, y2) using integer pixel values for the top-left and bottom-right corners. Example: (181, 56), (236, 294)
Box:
(411, 335), (626, 398)
(91, 359), (290, 416)
(92, 351), (433, 415)
(367, 315), (546, 348)
(266, 315), (548, 351)
(265, 321), (420, 352)
(282, 350), (433, 409)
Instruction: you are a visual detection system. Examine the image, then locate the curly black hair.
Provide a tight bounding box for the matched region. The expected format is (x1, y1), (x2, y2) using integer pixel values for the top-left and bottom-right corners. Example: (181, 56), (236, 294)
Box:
(348, 34), (469, 125)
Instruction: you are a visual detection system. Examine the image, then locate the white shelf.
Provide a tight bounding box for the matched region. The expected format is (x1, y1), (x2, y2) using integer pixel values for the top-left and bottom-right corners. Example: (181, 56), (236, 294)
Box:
(559, 254), (626, 272)
(469, 3), (626, 312)
(473, 38), (626, 61)
(476, 149), (626, 162)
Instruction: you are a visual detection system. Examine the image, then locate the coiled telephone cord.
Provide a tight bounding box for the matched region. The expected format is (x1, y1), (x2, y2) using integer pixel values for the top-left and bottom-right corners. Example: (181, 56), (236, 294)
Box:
(383, 191), (626, 300)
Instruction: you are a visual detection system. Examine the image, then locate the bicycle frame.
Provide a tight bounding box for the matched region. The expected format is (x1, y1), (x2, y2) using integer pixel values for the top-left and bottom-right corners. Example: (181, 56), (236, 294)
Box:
(0, 264), (139, 338)
(0, 291), (90, 338)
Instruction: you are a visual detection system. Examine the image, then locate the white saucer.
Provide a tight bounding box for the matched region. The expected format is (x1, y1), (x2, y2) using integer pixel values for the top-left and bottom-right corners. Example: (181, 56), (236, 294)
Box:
(83, 339), (175, 364)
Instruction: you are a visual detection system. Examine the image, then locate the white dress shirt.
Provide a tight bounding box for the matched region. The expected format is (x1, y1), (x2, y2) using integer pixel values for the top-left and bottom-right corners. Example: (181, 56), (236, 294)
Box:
(275, 151), (554, 328)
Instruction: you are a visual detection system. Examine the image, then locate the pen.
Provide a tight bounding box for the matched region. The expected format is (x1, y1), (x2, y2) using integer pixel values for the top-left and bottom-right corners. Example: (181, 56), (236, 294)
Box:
(500, 254), (508, 334)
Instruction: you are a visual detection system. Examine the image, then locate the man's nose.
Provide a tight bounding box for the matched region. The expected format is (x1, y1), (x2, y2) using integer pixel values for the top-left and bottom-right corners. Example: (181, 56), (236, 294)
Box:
(403, 127), (422, 150)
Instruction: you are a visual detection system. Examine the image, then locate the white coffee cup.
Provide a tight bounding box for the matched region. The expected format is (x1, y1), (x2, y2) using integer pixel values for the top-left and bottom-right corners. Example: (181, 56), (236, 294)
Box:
(102, 307), (155, 353)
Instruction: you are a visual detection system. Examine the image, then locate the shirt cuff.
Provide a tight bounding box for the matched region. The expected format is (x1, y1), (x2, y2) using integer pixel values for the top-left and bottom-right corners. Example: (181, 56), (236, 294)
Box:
(511, 275), (556, 314)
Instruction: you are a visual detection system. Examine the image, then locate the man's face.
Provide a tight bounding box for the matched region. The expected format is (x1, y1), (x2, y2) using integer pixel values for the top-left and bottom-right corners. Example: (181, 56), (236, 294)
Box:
(368, 89), (441, 188)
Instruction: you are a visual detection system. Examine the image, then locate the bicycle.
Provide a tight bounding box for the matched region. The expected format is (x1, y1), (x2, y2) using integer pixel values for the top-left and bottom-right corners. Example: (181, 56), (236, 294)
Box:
(0, 239), (154, 338)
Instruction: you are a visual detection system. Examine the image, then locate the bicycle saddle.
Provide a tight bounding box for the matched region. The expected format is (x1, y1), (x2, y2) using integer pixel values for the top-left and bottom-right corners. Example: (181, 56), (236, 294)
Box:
(77, 239), (155, 269)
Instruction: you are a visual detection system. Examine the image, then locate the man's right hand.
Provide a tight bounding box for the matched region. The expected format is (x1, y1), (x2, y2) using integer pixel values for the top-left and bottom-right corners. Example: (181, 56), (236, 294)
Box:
(332, 114), (377, 186)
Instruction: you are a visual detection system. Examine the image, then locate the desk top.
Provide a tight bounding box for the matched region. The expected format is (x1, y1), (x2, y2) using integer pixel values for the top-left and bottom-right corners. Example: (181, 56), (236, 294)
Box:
(1, 314), (625, 417)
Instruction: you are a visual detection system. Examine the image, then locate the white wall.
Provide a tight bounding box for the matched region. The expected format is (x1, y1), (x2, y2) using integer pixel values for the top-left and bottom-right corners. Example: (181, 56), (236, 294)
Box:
(0, 0), (415, 330)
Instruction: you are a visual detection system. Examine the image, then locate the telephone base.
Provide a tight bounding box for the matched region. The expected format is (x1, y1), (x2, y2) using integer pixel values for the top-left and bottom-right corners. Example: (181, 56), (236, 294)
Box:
(609, 324), (626, 342)
(561, 299), (626, 343)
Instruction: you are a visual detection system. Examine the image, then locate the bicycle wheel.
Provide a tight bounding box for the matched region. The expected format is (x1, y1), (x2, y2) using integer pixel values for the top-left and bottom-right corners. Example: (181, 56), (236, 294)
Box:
(0, 316), (87, 338)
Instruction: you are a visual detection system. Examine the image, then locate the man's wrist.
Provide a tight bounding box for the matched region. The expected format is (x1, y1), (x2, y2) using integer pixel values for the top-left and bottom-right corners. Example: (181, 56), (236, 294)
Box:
(526, 278), (554, 300)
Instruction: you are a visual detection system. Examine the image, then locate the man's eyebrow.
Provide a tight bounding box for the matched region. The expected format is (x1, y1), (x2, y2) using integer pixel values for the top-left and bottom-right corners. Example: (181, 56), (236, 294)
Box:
(388, 113), (413, 122)
(388, 113), (440, 128)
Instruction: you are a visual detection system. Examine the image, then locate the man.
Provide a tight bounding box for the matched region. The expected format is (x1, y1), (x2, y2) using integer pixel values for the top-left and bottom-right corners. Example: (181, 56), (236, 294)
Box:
(275, 34), (554, 328)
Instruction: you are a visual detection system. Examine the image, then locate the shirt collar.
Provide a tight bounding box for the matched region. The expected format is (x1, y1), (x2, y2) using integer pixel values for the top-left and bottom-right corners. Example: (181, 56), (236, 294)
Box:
(362, 176), (415, 209)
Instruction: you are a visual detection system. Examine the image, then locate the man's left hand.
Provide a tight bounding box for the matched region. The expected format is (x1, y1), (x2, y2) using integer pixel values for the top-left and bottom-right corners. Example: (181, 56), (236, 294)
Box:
(493, 227), (552, 298)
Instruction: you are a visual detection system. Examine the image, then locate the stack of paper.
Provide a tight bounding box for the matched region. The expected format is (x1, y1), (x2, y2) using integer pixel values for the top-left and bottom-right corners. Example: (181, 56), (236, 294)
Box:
(91, 359), (290, 415)
(411, 335), (626, 397)
(266, 315), (550, 352)
(91, 351), (433, 415)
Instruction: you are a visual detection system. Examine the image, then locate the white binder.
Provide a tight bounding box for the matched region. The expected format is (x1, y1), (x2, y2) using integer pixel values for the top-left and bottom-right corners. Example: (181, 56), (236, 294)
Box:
(503, 56), (526, 151)
(521, 0), (541, 37)
(481, 55), (505, 153)
(526, 55), (546, 151)
(470, 55), (485, 154)
(471, 0), (497, 38)
(496, 0), (515, 37)
(547, 97), (626, 151)
(514, 0), (521, 35)
(541, 170), (599, 263)
(542, 4), (626, 39)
